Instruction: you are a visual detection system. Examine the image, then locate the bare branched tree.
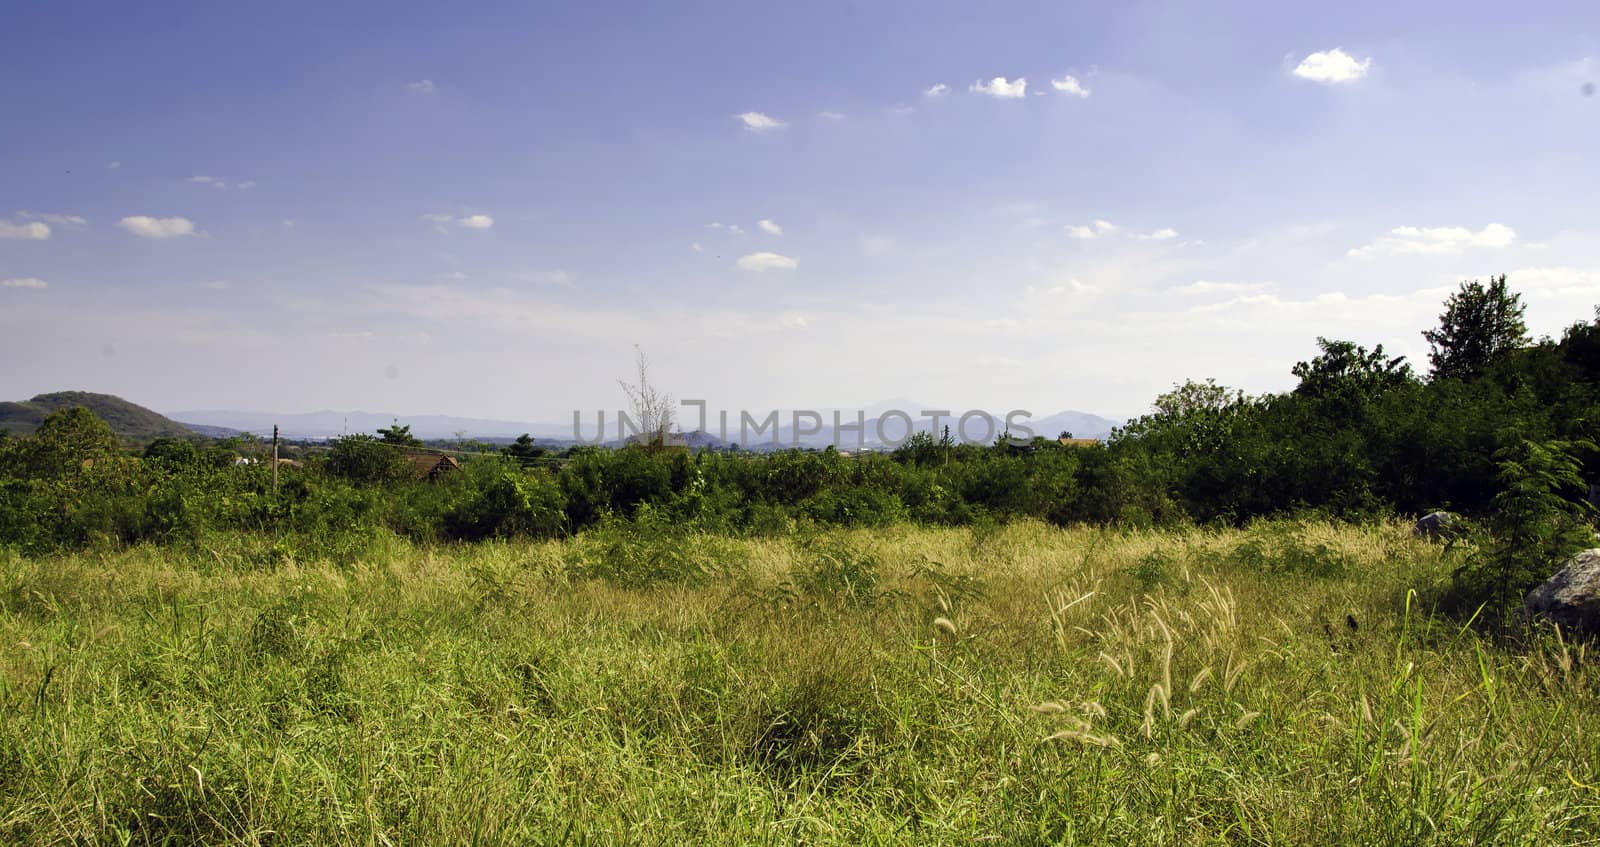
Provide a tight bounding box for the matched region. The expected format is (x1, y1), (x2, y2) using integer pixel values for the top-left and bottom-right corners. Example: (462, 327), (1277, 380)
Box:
(618, 346), (674, 447)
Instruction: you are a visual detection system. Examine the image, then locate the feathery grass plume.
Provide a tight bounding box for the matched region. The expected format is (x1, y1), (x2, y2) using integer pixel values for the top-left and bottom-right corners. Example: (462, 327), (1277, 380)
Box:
(1360, 693), (1373, 724)
(1081, 700), (1107, 719)
(932, 616), (957, 636)
(1178, 708), (1199, 728)
(1029, 701), (1067, 715)
(1224, 657), (1247, 693)
(1235, 711), (1262, 730)
(1188, 666), (1213, 694)
(1144, 752), (1162, 767)
(1098, 652), (1126, 679)
(1045, 730), (1118, 748)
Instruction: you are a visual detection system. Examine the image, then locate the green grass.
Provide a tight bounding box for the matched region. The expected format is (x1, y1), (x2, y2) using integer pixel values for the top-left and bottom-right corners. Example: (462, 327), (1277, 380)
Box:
(2, 520), (1598, 844)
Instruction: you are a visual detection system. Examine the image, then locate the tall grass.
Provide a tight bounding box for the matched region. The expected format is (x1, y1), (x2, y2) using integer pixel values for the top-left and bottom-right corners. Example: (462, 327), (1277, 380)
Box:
(1, 520), (1596, 844)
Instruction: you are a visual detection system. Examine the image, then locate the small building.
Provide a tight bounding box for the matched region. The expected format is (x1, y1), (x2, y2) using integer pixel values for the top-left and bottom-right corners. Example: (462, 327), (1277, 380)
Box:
(403, 452), (461, 481)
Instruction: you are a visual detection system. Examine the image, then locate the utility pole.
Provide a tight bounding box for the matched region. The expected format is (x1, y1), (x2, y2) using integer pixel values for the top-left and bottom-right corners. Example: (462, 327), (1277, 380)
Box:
(272, 425), (279, 495)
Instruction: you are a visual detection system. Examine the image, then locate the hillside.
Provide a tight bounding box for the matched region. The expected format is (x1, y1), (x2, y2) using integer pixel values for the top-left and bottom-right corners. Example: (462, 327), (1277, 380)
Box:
(0, 391), (198, 441)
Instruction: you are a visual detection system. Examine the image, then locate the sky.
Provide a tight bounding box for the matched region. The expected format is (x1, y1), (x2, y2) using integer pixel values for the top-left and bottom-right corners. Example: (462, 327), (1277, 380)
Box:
(2, 0), (1599, 424)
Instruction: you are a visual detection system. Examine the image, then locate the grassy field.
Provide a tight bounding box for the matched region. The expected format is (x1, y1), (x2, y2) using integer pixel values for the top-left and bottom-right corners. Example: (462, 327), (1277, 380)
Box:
(2, 520), (1598, 845)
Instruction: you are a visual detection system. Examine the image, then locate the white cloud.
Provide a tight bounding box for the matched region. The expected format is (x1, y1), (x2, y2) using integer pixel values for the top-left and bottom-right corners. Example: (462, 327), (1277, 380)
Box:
(423, 213), (494, 232)
(1066, 219), (1119, 240)
(780, 313), (809, 329)
(758, 219), (783, 236)
(1066, 220), (1179, 241)
(21, 212), (87, 226)
(1051, 74), (1091, 98)
(107, 160), (122, 169)
(516, 270), (576, 288)
(117, 216), (196, 238)
(970, 77), (1027, 99)
(1348, 223), (1517, 257)
(1, 277), (48, 289)
(737, 251), (798, 272)
(408, 79), (437, 95)
(925, 83), (949, 98)
(690, 242), (703, 253)
(737, 111), (786, 131)
(1175, 280), (1270, 295)
(189, 176), (254, 191)
(818, 111), (845, 121)
(1293, 48), (1372, 84)
(707, 222), (745, 236)
(0, 219), (50, 240)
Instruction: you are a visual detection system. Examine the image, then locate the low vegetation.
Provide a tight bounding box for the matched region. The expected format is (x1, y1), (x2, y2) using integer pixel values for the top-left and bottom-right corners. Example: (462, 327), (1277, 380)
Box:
(2, 521), (1597, 843)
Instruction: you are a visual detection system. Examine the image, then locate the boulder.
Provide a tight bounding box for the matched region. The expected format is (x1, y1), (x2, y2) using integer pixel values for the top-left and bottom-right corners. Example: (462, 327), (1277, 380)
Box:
(1524, 549), (1600, 632)
(1413, 511), (1460, 541)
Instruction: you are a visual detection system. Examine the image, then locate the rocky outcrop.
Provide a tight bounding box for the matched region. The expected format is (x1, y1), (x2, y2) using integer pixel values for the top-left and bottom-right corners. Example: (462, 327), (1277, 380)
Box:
(1413, 511), (1461, 541)
(1524, 549), (1600, 632)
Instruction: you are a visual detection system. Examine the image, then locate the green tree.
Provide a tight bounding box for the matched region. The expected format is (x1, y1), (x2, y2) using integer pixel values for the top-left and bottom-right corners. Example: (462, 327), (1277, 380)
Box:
(1423, 275), (1529, 381)
(28, 407), (120, 477)
(1450, 438), (1595, 627)
(326, 434), (409, 483)
(1292, 338), (1415, 403)
(505, 433), (546, 462)
(377, 420), (421, 447)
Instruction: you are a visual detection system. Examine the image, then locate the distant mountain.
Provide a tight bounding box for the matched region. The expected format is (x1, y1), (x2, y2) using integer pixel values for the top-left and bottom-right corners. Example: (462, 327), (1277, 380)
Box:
(0, 391), (197, 441)
(168, 409), (576, 441)
(166, 404), (1124, 448)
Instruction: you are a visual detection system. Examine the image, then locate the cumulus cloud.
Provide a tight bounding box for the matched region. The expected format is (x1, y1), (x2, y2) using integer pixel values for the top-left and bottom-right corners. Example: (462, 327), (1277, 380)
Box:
(690, 241), (704, 253)
(925, 83), (949, 98)
(1066, 220), (1119, 240)
(1051, 74), (1091, 98)
(758, 219), (783, 236)
(408, 79), (437, 95)
(970, 77), (1027, 98)
(1348, 223), (1517, 257)
(1, 277), (48, 289)
(737, 111), (786, 131)
(736, 251), (798, 272)
(1066, 220), (1179, 241)
(117, 216), (196, 238)
(1293, 48), (1372, 84)
(0, 219), (51, 240)
(423, 213), (494, 232)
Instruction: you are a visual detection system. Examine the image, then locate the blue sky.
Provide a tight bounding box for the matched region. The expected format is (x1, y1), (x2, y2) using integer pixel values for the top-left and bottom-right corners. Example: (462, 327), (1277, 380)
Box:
(3, 1), (1598, 422)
